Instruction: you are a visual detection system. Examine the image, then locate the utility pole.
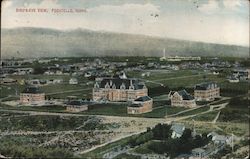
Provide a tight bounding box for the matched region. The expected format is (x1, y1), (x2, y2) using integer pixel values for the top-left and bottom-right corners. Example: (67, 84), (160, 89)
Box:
(231, 133), (234, 153)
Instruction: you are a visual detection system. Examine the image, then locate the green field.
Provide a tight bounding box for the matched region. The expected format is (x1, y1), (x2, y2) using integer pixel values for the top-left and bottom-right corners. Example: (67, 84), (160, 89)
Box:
(175, 106), (210, 117)
(187, 110), (219, 122)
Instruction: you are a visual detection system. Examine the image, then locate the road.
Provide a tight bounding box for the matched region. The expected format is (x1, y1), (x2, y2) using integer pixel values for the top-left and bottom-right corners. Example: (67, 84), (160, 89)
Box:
(0, 101), (235, 156)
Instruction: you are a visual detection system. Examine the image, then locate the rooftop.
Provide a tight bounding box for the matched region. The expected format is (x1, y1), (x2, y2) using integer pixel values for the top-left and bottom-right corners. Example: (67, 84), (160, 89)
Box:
(134, 96), (152, 102)
(97, 77), (146, 90)
(67, 100), (87, 106)
(21, 86), (43, 94)
(177, 90), (194, 100)
(195, 82), (218, 91)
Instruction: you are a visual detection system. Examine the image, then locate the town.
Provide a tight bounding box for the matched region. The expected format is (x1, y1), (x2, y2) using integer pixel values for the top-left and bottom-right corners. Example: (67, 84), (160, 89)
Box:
(0, 55), (249, 158)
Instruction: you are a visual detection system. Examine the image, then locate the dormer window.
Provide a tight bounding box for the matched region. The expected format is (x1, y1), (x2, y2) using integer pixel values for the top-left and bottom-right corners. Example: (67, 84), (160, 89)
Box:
(105, 82), (110, 89)
(129, 80), (134, 90)
(129, 85), (134, 90)
(120, 83), (126, 89)
(94, 82), (99, 88)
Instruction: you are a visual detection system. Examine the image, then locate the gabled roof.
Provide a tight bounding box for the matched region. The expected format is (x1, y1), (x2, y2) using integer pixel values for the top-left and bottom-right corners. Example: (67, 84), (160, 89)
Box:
(173, 90), (194, 100)
(171, 123), (185, 135)
(195, 82), (218, 90)
(22, 86), (43, 94)
(178, 90), (194, 100)
(98, 77), (145, 90)
(134, 96), (152, 102)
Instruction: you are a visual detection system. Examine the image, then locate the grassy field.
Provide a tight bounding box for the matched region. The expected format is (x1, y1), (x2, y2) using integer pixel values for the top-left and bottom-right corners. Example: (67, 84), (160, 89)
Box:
(175, 106), (210, 117)
(132, 141), (155, 154)
(83, 134), (136, 158)
(0, 112), (111, 131)
(187, 110), (219, 122)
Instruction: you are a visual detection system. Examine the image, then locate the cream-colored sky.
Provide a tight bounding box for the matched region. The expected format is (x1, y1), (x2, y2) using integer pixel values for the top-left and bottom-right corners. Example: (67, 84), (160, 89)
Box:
(1, 0), (249, 46)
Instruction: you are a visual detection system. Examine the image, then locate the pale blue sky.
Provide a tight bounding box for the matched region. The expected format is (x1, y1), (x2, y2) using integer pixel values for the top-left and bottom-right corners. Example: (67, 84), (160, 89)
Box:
(2, 0), (249, 46)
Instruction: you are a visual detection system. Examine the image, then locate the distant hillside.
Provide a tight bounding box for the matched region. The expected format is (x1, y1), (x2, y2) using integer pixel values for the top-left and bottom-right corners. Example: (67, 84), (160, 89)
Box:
(1, 27), (249, 58)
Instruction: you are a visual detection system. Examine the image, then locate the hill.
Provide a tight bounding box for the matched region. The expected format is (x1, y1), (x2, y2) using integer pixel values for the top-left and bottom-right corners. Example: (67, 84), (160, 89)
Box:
(1, 27), (249, 58)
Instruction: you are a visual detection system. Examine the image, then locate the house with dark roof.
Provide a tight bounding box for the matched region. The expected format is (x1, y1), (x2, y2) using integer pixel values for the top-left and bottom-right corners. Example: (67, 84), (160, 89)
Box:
(66, 100), (88, 112)
(194, 82), (220, 101)
(93, 77), (148, 102)
(127, 96), (153, 114)
(20, 86), (45, 105)
(168, 90), (196, 108)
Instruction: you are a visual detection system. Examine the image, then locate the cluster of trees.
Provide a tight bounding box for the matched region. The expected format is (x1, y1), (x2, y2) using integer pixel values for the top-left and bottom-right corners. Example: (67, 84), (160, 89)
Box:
(0, 143), (73, 158)
(128, 123), (211, 158)
(0, 115), (106, 131)
(219, 97), (248, 122)
(148, 129), (211, 158)
(228, 97), (248, 108)
(221, 88), (247, 96)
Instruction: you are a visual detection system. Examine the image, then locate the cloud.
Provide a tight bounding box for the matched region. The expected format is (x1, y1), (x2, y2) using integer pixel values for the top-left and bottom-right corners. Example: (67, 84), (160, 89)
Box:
(223, 0), (242, 10)
(24, 0), (61, 9)
(198, 0), (219, 14)
(88, 3), (160, 16)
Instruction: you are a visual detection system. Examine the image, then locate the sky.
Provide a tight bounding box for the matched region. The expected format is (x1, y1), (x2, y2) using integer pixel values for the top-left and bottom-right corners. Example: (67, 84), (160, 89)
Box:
(1, 0), (249, 46)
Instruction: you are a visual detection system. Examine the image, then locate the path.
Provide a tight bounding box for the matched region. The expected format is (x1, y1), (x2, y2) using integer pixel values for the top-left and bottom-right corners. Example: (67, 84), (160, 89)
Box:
(212, 111), (221, 124)
(46, 88), (91, 95)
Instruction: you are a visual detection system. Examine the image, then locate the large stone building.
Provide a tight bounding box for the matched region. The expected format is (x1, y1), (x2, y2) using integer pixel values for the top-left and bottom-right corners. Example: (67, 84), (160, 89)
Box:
(127, 96), (153, 114)
(168, 90), (196, 108)
(93, 77), (148, 102)
(194, 82), (220, 101)
(20, 86), (45, 105)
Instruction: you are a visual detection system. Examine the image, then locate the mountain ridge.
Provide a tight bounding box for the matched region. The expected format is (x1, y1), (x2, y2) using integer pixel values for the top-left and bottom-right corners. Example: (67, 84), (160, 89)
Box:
(1, 27), (249, 58)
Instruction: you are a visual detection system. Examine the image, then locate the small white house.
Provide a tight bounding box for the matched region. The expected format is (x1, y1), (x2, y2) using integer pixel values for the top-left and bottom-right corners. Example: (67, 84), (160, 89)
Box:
(171, 123), (186, 138)
(228, 77), (239, 83)
(69, 78), (78, 85)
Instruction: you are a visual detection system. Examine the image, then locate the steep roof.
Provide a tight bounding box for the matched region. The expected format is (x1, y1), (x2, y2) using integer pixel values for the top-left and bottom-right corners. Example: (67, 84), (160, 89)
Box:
(134, 96), (152, 102)
(171, 123), (185, 135)
(177, 90), (194, 100)
(98, 77), (145, 90)
(22, 86), (43, 94)
(195, 82), (218, 90)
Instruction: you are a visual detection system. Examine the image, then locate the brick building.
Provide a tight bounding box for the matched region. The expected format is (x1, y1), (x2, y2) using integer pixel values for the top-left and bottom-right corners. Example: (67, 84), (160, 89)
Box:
(66, 100), (88, 112)
(20, 86), (45, 105)
(127, 96), (153, 114)
(93, 77), (148, 102)
(168, 90), (196, 108)
(194, 82), (220, 101)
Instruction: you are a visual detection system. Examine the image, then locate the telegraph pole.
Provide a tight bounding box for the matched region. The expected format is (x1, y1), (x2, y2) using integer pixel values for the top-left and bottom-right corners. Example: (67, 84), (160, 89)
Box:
(231, 133), (234, 153)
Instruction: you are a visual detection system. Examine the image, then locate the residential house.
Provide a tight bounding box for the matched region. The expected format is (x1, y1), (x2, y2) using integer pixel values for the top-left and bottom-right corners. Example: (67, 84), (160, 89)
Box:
(127, 96), (153, 114)
(169, 90), (196, 108)
(207, 132), (232, 145)
(171, 123), (186, 138)
(194, 82), (220, 101)
(69, 78), (78, 85)
(232, 68), (250, 80)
